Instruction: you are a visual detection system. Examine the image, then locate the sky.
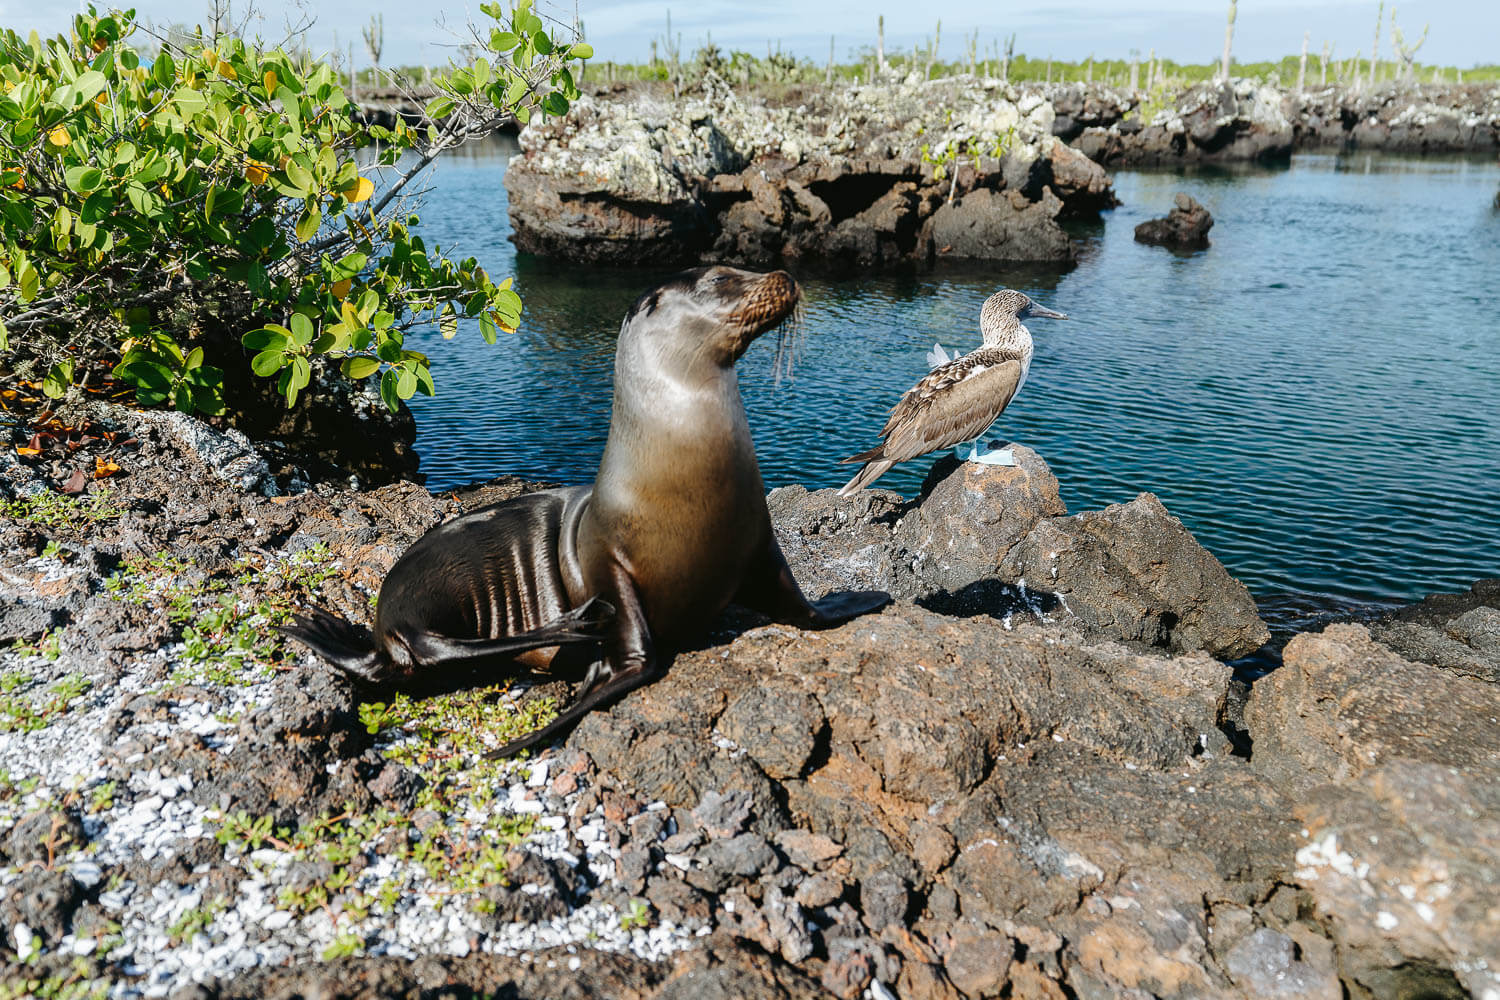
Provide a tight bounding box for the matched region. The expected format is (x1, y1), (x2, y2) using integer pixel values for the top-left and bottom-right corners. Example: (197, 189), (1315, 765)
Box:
(7, 0), (1499, 70)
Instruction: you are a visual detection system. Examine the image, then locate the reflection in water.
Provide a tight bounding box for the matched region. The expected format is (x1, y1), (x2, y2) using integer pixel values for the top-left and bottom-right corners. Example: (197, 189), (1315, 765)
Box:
(406, 137), (1500, 631)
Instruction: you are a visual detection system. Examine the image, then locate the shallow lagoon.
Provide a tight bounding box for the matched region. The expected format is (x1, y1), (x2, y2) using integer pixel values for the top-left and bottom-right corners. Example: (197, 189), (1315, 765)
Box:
(406, 140), (1500, 634)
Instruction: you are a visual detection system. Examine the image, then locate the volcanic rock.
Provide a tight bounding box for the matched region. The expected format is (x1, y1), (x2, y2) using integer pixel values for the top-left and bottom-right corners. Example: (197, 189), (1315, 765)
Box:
(1134, 192), (1214, 250)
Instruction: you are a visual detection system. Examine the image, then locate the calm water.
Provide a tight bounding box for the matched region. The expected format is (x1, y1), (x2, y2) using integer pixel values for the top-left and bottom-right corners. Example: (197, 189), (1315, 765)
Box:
(405, 139), (1500, 634)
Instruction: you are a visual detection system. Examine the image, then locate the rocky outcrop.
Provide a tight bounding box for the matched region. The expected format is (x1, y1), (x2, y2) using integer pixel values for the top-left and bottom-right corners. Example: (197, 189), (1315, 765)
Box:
(770, 449), (1269, 661)
(1135, 193), (1214, 250)
(506, 75), (1115, 272)
(4, 397), (1496, 1000)
(1246, 619), (1500, 1000)
(1054, 79), (1500, 164)
(1294, 83), (1500, 153)
(1075, 80), (1295, 167)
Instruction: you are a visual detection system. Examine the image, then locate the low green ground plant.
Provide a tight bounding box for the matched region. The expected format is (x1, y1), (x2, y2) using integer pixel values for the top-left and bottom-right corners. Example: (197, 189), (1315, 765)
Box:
(212, 685), (558, 952)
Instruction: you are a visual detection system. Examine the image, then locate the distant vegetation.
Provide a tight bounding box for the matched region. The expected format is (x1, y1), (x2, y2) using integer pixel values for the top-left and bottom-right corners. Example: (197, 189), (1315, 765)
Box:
(569, 46), (1499, 92)
(349, 7), (1494, 94)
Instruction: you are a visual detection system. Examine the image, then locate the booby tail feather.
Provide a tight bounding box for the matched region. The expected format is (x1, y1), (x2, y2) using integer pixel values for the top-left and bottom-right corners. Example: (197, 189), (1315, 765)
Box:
(837, 456), (898, 497)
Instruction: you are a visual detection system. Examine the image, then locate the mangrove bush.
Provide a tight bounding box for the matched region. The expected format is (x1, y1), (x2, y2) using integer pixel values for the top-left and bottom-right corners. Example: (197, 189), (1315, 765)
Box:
(0, 3), (591, 414)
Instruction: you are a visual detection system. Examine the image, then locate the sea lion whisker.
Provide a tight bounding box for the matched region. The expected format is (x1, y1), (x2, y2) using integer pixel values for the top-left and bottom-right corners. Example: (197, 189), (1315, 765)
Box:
(771, 302), (806, 387)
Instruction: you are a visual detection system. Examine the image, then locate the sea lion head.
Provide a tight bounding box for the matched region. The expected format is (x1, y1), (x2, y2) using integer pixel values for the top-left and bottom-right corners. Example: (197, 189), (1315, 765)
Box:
(622, 266), (800, 372)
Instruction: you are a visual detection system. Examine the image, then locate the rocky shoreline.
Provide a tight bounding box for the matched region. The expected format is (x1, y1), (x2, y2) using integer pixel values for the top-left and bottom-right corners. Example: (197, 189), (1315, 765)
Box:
(504, 75), (1499, 271)
(1, 404), (1497, 999)
(505, 74), (1116, 272)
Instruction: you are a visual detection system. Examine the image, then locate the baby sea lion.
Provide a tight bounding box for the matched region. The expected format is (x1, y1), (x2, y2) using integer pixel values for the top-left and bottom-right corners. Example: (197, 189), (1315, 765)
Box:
(282, 266), (890, 757)
(837, 289), (1068, 495)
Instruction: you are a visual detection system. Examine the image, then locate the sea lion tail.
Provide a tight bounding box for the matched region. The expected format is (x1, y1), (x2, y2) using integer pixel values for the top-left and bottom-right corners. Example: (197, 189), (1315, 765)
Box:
(837, 457), (897, 497)
(277, 609), (383, 679)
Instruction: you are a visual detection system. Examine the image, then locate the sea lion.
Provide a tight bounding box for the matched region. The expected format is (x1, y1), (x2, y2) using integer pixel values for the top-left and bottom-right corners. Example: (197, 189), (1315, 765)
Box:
(282, 266), (890, 756)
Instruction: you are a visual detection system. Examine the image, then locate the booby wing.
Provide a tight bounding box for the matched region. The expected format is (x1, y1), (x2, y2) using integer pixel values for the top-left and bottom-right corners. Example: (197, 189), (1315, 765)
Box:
(838, 347), (1025, 495)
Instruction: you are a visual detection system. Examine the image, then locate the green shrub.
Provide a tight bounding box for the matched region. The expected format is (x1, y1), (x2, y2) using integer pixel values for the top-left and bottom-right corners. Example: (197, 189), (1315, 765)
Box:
(0, 3), (592, 414)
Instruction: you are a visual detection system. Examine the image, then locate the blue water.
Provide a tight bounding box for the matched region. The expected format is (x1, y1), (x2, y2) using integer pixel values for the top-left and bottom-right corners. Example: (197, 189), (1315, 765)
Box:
(405, 140), (1500, 633)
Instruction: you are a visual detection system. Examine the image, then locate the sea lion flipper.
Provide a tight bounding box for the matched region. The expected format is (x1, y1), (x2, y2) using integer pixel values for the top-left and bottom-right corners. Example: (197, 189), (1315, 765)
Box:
(403, 596), (617, 667)
(805, 589), (892, 626)
(486, 568), (657, 760)
(278, 609), (384, 680)
(734, 534), (892, 628)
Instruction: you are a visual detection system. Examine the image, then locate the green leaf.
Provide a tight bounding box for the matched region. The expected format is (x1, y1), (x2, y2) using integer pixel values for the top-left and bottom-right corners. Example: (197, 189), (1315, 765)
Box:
(328, 252), (367, 281)
(17, 265), (39, 303)
(289, 313), (315, 346)
(64, 165), (103, 193)
(74, 71), (108, 105)
(355, 289), (379, 323)
(570, 42), (594, 60)
(376, 339), (403, 363)
(440, 310), (459, 339)
(118, 361), (172, 404)
(479, 312), (498, 345)
(153, 51), (175, 86)
(0, 320), (8, 354)
(41, 360), (74, 399)
(396, 364), (418, 399)
(294, 205), (321, 242)
(542, 92), (569, 117)
(379, 368), (400, 411)
(425, 96), (454, 120)
(283, 160), (313, 196)
(242, 326), (291, 350)
(343, 357), (382, 379)
(533, 30), (554, 55)
(489, 30), (519, 52)
(0, 263), (9, 291)
(251, 349), (288, 376)
(185, 347), (204, 370)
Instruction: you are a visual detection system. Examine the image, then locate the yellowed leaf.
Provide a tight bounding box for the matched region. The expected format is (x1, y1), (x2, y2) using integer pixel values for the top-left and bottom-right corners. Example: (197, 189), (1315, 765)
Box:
(263, 69), (278, 93)
(245, 162), (270, 185)
(346, 176), (374, 203)
(331, 278), (352, 300)
(47, 127), (70, 148)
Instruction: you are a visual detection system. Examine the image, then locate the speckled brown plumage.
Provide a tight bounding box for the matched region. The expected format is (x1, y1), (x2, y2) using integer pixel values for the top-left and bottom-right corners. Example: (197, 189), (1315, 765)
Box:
(839, 289), (1068, 495)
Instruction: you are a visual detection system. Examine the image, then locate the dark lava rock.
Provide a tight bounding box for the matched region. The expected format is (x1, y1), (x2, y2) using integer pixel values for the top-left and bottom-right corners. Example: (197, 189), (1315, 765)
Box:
(1246, 622), (1500, 999)
(4, 809), (86, 864)
(930, 186), (1072, 262)
(999, 490), (1268, 659)
(505, 84), (1114, 273)
(717, 686), (824, 779)
(1367, 577), (1500, 683)
(775, 448), (1268, 660)
(1134, 192), (1214, 250)
(0, 869), (83, 945)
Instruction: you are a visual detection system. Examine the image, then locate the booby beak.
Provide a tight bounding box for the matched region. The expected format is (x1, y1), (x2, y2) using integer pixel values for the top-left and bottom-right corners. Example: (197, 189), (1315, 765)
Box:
(1025, 303), (1069, 320)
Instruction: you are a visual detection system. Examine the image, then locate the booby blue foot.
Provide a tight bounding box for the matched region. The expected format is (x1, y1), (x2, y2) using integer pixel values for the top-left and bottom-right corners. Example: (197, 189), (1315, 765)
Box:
(955, 442), (1017, 466)
(971, 446), (1016, 466)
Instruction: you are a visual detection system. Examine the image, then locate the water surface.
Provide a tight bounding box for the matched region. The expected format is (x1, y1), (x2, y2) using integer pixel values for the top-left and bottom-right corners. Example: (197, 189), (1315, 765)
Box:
(406, 140), (1500, 635)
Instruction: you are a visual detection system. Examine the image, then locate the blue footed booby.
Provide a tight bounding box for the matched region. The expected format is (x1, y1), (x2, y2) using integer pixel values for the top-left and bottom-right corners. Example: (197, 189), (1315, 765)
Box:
(837, 289), (1068, 496)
